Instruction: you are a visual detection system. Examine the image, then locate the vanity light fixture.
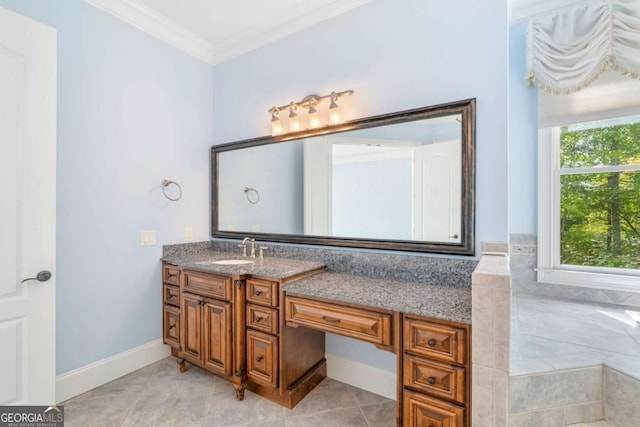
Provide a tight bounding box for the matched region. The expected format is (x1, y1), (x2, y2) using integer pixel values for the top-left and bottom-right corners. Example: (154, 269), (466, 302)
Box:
(268, 89), (354, 135)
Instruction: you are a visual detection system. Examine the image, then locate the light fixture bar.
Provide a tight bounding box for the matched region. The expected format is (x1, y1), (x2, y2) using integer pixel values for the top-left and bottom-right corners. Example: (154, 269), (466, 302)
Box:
(268, 89), (353, 114)
(267, 89), (354, 135)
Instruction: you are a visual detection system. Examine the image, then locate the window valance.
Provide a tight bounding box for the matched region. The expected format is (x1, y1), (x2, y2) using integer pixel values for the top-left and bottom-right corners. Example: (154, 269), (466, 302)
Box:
(527, 0), (640, 94)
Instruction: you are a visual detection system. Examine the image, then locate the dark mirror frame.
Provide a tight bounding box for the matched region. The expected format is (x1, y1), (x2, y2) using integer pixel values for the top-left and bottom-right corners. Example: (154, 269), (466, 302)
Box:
(211, 98), (475, 255)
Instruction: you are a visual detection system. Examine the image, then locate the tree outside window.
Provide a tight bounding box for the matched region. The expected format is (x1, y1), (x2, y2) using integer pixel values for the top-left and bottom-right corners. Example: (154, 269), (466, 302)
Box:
(559, 117), (640, 270)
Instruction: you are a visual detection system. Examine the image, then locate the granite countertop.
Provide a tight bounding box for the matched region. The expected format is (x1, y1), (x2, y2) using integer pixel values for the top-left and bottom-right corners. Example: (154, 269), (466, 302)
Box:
(282, 272), (472, 324)
(162, 251), (325, 280)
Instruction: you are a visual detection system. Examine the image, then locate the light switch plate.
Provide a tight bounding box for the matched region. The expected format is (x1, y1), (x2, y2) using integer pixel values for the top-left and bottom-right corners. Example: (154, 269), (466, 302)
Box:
(185, 227), (194, 242)
(140, 230), (156, 246)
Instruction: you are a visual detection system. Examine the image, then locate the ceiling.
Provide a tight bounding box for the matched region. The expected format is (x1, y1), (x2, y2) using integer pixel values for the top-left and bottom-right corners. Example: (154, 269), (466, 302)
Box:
(87, 0), (371, 64)
(85, 0), (588, 65)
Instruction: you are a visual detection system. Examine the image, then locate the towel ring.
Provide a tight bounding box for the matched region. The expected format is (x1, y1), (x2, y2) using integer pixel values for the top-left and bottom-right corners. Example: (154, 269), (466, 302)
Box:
(162, 179), (182, 201)
(243, 187), (260, 204)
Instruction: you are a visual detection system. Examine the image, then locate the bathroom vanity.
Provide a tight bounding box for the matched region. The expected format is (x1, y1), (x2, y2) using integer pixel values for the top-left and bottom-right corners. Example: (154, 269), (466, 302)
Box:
(161, 250), (472, 427)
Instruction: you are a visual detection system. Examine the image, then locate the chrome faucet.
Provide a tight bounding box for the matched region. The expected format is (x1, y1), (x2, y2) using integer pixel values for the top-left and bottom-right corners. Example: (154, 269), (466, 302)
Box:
(240, 237), (256, 258)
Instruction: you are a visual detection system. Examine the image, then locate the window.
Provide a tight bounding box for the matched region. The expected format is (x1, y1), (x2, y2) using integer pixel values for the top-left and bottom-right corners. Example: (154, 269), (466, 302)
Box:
(538, 116), (640, 291)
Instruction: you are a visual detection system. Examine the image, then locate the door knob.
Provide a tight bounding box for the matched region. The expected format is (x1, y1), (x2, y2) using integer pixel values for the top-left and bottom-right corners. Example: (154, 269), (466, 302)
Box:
(21, 270), (52, 284)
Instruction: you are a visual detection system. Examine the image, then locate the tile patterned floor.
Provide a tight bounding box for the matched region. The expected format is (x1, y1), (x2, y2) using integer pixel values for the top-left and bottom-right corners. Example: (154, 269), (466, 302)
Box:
(61, 357), (397, 427)
(510, 293), (640, 378)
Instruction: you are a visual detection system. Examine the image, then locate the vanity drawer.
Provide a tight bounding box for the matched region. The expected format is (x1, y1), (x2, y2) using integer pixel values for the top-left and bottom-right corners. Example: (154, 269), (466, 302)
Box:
(163, 284), (180, 307)
(404, 355), (466, 404)
(163, 264), (180, 285)
(404, 316), (467, 365)
(285, 296), (392, 347)
(247, 329), (279, 388)
(163, 305), (180, 349)
(403, 389), (464, 427)
(246, 278), (279, 307)
(183, 270), (231, 301)
(247, 304), (279, 335)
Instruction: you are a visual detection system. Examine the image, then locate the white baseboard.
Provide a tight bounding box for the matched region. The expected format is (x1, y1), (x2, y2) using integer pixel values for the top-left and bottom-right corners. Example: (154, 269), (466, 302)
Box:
(56, 339), (171, 403)
(325, 353), (397, 401)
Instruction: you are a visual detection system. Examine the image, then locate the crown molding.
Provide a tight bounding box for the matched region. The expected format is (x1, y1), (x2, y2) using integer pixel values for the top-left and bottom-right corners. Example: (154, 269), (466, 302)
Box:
(213, 0), (372, 64)
(510, 0), (587, 22)
(83, 0), (215, 64)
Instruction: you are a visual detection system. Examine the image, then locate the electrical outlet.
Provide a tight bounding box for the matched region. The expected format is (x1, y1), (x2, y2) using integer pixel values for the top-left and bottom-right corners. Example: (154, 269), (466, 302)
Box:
(185, 227), (194, 242)
(140, 230), (156, 246)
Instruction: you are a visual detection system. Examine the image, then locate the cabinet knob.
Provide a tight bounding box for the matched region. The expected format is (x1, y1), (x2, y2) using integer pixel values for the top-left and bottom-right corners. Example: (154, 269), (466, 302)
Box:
(255, 316), (263, 323)
(427, 338), (436, 347)
(169, 325), (175, 330)
(254, 291), (263, 296)
(427, 377), (436, 385)
(256, 356), (263, 362)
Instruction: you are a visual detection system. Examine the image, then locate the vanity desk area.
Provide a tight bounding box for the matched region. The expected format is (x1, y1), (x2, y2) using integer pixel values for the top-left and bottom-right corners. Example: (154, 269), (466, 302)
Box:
(161, 249), (472, 427)
(162, 98), (477, 425)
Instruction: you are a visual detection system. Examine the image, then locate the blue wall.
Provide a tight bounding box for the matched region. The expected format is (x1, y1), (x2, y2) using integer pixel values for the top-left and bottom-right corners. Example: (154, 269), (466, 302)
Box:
(0, 0), (214, 375)
(213, 0), (509, 248)
(213, 0), (508, 370)
(508, 21), (539, 235)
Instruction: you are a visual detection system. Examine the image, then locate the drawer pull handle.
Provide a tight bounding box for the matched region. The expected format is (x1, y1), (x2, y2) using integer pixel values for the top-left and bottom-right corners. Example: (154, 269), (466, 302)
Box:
(167, 272), (177, 279)
(255, 316), (263, 323)
(428, 338), (436, 347)
(254, 291), (263, 296)
(168, 325), (175, 330)
(256, 356), (263, 362)
(322, 315), (340, 323)
(427, 377), (436, 385)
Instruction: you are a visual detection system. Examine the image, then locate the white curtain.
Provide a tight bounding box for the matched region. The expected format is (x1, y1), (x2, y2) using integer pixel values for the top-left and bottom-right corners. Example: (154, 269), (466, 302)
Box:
(527, 0), (640, 94)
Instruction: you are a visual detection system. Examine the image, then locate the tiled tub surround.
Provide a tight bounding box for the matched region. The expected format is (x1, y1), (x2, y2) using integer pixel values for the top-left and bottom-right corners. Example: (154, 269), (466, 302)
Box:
(510, 293), (640, 427)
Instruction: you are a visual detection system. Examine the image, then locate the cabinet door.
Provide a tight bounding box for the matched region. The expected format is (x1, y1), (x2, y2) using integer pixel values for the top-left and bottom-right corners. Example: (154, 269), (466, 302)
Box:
(247, 330), (278, 388)
(203, 299), (233, 376)
(182, 293), (203, 363)
(403, 390), (464, 427)
(163, 305), (180, 349)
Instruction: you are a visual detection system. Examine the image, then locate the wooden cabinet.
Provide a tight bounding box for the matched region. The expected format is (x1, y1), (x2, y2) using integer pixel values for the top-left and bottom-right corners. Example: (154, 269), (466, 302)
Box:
(162, 261), (471, 424)
(162, 264), (181, 351)
(403, 390), (465, 427)
(179, 271), (234, 379)
(162, 262), (326, 408)
(403, 315), (471, 427)
(285, 295), (392, 350)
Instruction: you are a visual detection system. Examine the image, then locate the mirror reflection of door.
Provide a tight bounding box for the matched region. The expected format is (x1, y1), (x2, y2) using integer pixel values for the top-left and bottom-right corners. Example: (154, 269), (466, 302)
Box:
(413, 139), (462, 242)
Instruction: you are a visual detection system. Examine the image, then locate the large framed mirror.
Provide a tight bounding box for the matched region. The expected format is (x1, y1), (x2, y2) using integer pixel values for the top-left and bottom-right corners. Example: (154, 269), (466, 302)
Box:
(211, 98), (475, 255)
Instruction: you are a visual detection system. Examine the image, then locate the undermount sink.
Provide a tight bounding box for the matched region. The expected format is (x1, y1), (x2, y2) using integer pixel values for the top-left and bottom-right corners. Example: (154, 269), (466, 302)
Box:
(210, 259), (254, 265)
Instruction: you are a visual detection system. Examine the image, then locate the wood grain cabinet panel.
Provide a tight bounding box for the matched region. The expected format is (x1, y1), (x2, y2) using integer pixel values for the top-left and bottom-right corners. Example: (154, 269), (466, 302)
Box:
(403, 390), (464, 427)
(163, 284), (180, 307)
(183, 270), (231, 301)
(163, 305), (180, 349)
(203, 299), (233, 376)
(246, 278), (279, 307)
(163, 264), (180, 285)
(246, 304), (279, 335)
(404, 317), (467, 365)
(286, 296), (391, 347)
(247, 329), (278, 388)
(181, 293), (203, 363)
(404, 355), (466, 404)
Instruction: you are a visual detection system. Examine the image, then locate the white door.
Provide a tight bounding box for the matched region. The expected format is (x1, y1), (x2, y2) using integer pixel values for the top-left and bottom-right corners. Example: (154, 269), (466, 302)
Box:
(0, 7), (56, 405)
(413, 140), (461, 242)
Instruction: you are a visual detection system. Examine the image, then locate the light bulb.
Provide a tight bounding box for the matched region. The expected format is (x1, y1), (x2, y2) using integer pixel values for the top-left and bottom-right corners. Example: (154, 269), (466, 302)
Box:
(308, 104), (320, 129)
(328, 93), (341, 124)
(289, 103), (300, 132)
(270, 108), (282, 136)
